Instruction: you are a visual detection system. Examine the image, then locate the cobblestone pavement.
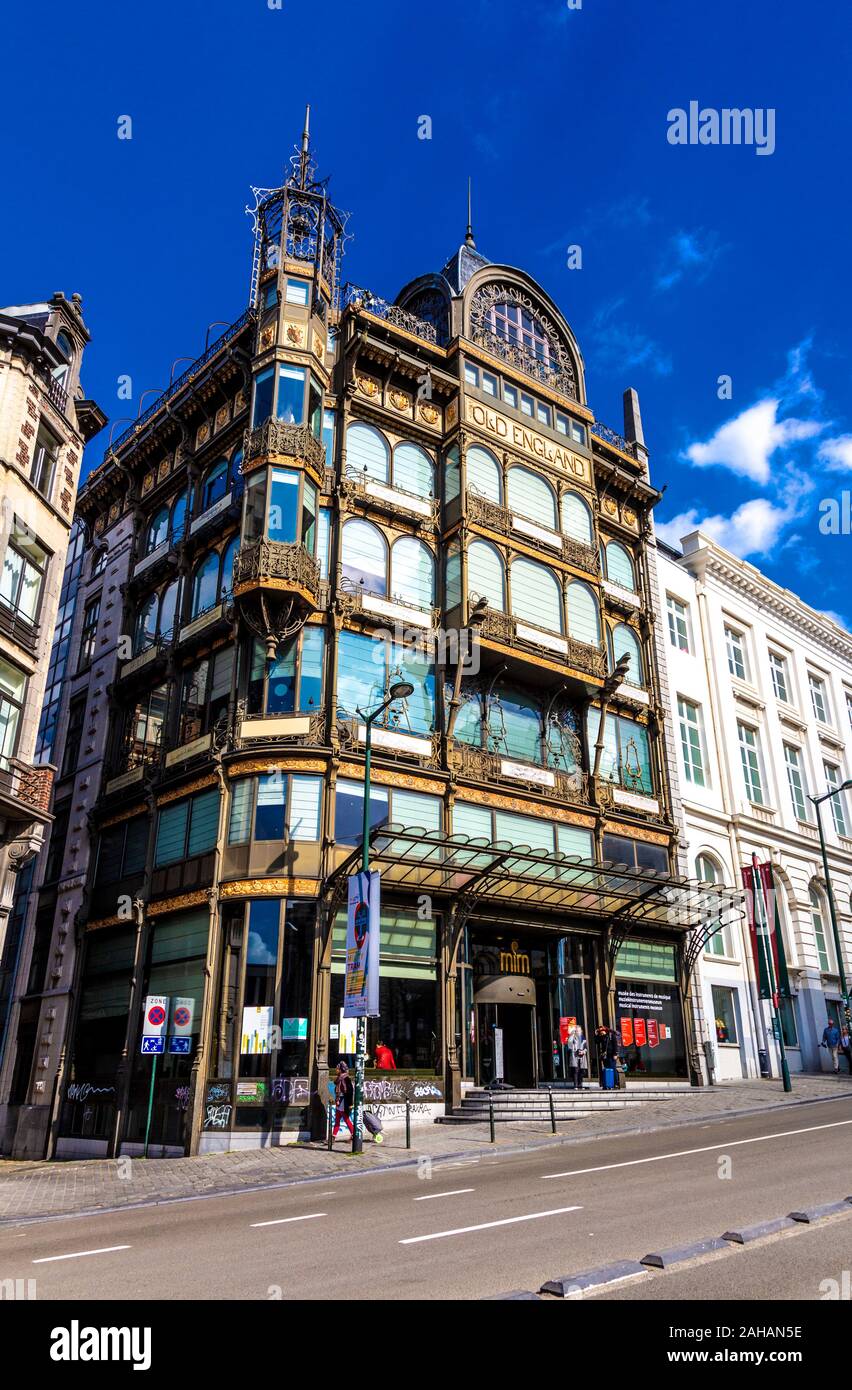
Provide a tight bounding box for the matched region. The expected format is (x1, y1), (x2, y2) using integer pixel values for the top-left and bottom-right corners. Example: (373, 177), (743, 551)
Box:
(1, 1074), (850, 1224)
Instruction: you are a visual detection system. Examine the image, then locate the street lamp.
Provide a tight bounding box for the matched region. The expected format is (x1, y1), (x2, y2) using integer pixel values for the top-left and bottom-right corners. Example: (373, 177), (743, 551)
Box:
(809, 779), (852, 1032)
(349, 679), (415, 1153)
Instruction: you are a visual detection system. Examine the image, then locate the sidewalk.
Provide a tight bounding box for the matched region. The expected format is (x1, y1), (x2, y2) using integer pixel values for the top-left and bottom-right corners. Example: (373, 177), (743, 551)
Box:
(1, 1075), (849, 1225)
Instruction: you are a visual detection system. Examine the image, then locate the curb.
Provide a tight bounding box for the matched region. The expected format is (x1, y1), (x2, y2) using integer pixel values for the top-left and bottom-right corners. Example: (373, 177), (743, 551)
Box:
(541, 1260), (647, 1297)
(641, 1237), (728, 1268)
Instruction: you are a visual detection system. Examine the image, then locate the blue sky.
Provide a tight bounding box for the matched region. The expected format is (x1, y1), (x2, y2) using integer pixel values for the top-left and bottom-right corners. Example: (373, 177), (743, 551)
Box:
(5, 0), (851, 621)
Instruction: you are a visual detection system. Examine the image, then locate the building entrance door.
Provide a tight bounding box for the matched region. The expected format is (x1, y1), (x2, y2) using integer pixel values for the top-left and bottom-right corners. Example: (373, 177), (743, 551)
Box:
(476, 1001), (536, 1088)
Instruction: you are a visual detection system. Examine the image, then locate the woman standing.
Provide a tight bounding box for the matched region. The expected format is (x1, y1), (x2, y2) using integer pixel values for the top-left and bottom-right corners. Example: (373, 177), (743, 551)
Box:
(567, 1025), (588, 1091)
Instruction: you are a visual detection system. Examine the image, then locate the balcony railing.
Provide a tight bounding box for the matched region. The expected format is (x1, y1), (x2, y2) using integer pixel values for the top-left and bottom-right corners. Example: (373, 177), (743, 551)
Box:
(40, 370), (69, 417)
(339, 469), (439, 526)
(242, 418), (326, 474)
(466, 491), (599, 574)
(469, 328), (577, 400)
(0, 760), (54, 818)
(232, 539), (321, 603)
(451, 740), (589, 803)
(335, 568), (439, 629)
(341, 283), (438, 345)
(591, 420), (639, 460)
(476, 604), (606, 677)
(234, 705), (327, 750)
(0, 601), (40, 656)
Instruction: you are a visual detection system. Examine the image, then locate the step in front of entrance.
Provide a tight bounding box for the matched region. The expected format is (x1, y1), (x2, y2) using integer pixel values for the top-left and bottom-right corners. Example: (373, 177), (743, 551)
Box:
(436, 1084), (695, 1123)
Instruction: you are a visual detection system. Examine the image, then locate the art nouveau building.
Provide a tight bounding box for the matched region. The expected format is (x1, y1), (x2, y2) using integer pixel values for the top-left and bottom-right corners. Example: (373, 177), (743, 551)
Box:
(48, 124), (728, 1159)
(658, 532), (852, 1080)
(0, 296), (105, 1153)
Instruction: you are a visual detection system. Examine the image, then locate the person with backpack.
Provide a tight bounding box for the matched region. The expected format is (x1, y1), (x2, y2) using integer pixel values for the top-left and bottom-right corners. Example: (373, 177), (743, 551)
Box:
(332, 1061), (355, 1140)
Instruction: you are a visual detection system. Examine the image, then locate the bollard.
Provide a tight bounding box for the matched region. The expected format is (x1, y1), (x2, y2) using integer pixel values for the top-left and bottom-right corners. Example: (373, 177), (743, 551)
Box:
(405, 1098), (411, 1149)
(548, 1086), (556, 1134)
(489, 1093), (495, 1143)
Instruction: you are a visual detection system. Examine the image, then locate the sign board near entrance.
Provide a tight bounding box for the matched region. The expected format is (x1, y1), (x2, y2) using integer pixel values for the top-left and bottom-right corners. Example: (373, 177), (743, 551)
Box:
(141, 995), (168, 1053)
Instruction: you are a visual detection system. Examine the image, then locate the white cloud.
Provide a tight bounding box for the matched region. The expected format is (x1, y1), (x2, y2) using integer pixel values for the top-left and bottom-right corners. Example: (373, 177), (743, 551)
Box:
(682, 398), (823, 485)
(817, 435), (852, 471)
(656, 496), (798, 559)
(819, 609), (851, 632)
(656, 228), (723, 292)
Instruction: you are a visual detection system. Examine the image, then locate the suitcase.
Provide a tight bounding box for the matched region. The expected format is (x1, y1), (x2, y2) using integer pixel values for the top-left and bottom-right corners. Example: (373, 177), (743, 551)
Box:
(602, 1066), (616, 1090)
(363, 1110), (383, 1136)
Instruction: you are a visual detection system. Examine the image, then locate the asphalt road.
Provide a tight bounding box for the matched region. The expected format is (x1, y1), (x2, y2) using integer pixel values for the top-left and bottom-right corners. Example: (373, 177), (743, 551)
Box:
(3, 1097), (852, 1301)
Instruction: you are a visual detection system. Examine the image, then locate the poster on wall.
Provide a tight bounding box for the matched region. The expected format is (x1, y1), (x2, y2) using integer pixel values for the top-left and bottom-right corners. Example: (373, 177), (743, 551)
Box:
(616, 980), (686, 1077)
(241, 1005), (274, 1055)
(338, 1010), (357, 1055)
(344, 869), (380, 1018)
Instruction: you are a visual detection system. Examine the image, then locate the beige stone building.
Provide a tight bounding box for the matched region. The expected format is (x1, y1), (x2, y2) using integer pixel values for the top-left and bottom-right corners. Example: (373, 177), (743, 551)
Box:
(0, 295), (104, 965)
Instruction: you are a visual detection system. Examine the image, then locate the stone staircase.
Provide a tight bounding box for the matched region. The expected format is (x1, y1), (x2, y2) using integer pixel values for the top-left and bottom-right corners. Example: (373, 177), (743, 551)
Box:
(436, 1081), (695, 1124)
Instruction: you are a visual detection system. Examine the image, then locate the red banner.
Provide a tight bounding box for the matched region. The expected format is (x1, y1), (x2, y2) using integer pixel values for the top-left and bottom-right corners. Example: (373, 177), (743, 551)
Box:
(647, 1018), (659, 1048)
(634, 1018), (647, 1047)
(620, 1018), (634, 1047)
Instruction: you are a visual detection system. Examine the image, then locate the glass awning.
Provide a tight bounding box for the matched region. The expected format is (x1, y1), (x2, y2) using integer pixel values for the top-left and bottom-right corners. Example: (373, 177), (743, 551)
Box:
(325, 824), (745, 932)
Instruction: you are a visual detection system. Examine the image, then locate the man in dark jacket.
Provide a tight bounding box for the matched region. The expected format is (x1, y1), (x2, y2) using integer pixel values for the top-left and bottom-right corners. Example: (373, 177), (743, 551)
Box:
(823, 1018), (842, 1073)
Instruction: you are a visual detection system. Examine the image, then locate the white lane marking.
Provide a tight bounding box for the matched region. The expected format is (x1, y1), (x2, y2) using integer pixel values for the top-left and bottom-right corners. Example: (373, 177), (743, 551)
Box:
(542, 1117), (852, 1180)
(250, 1213), (327, 1229)
(400, 1205), (581, 1244)
(413, 1188), (475, 1202)
(33, 1245), (131, 1264)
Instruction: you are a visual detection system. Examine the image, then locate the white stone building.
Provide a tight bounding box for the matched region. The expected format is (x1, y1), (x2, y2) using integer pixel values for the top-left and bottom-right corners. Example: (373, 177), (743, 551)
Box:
(657, 530), (852, 1081)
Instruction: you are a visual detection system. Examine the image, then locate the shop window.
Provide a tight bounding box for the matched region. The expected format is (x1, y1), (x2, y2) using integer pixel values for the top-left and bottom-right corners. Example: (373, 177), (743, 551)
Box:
(591, 711), (653, 796)
(604, 541), (636, 591)
(155, 789), (219, 867)
(511, 557), (563, 633)
(346, 422), (389, 483)
(468, 539), (505, 610)
(603, 832), (668, 874)
(712, 986), (739, 1045)
(507, 466), (557, 529)
(561, 491), (593, 545)
(566, 580), (600, 646)
(465, 445), (501, 503)
(336, 630), (435, 734)
(615, 940), (676, 981)
(340, 518), (387, 597)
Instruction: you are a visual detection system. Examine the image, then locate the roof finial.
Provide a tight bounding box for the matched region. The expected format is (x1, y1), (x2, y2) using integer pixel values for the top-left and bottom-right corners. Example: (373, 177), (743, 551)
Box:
(464, 176), (476, 249)
(297, 104), (311, 187)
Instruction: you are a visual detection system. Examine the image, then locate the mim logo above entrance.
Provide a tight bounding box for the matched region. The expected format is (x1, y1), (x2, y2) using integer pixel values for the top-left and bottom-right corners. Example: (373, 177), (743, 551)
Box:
(499, 940), (530, 975)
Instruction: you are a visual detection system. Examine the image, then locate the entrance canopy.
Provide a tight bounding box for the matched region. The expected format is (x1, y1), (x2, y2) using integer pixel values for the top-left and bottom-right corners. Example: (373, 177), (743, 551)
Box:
(326, 824), (744, 933)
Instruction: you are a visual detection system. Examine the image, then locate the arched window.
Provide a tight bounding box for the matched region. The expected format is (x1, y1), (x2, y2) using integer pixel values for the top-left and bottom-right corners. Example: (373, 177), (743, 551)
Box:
(468, 540), (505, 610)
(191, 552), (220, 618)
(489, 686), (541, 765)
(393, 442), (434, 498)
(605, 541), (636, 591)
(170, 490), (188, 544)
(567, 580), (600, 646)
(346, 422), (389, 483)
(158, 579), (180, 641)
(390, 537), (434, 609)
(611, 623), (642, 684)
(53, 331), (74, 384)
(697, 854), (732, 957)
(340, 518), (387, 596)
(220, 535), (239, 598)
(466, 445), (502, 503)
(201, 459), (228, 512)
(133, 593), (158, 654)
(146, 507), (169, 555)
(507, 466), (557, 529)
(810, 885), (835, 973)
(230, 448), (244, 482)
(486, 302), (552, 365)
(511, 558), (563, 633)
(561, 491), (593, 545)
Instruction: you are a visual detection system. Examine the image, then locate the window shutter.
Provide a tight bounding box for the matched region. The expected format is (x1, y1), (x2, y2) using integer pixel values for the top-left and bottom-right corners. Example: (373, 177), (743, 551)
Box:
(561, 491), (592, 544)
(511, 558), (563, 632)
(346, 422), (389, 482)
(466, 446), (501, 502)
(507, 467), (557, 528)
(567, 582), (600, 646)
(468, 541), (504, 609)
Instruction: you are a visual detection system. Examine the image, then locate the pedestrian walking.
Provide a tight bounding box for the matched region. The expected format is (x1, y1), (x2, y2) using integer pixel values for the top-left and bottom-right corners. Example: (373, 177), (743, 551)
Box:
(332, 1061), (355, 1140)
(841, 1026), (852, 1075)
(822, 1017), (842, 1073)
(566, 1024), (587, 1090)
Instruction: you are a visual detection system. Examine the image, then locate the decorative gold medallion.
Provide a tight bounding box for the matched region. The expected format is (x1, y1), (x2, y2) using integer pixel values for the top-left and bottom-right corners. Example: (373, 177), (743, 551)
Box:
(389, 389), (411, 413)
(356, 374), (379, 397)
(418, 402), (440, 426)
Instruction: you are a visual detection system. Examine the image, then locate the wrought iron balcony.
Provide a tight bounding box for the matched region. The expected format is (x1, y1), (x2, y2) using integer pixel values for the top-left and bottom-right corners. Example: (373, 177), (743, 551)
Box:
(0, 760), (54, 822)
(469, 328), (577, 400)
(466, 491), (599, 574)
(40, 370), (69, 417)
(234, 704), (327, 750)
(232, 539), (321, 604)
(476, 604), (606, 678)
(0, 601), (40, 657)
(450, 740), (589, 803)
(339, 469), (439, 527)
(334, 568), (439, 630)
(341, 283), (438, 345)
(242, 418), (326, 476)
(591, 420), (639, 460)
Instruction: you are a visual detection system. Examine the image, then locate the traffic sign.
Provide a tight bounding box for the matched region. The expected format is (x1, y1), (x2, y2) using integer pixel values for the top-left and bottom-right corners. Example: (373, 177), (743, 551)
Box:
(169, 996), (194, 1038)
(142, 995), (169, 1041)
(168, 1037), (191, 1055)
(141, 1036), (165, 1055)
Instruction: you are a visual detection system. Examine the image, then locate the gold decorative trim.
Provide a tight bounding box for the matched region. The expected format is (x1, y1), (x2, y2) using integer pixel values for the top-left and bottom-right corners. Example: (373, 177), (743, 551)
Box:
(417, 402), (440, 427)
(388, 388), (411, 413)
(148, 890), (209, 917)
(603, 820), (670, 846)
(157, 774), (219, 806)
(221, 878), (320, 899)
(227, 757), (328, 778)
(101, 804), (148, 828)
(85, 915), (125, 932)
(455, 789), (595, 828)
(338, 763), (443, 796)
(356, 373), (380, 398)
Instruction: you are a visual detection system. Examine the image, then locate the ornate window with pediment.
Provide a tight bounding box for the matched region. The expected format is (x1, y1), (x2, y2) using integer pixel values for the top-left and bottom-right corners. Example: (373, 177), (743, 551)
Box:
(469, 283), (578, 399)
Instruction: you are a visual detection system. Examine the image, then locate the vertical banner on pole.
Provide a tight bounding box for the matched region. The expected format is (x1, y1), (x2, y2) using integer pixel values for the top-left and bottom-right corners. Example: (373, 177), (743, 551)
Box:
(344, 870), (380, 1018)
(742, 862), (791, 1001)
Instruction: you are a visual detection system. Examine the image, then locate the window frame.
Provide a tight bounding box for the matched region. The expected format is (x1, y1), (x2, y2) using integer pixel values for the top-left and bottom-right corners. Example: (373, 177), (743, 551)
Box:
(737, 721), (764, 805)
(725, 625), (749, 682)
(666, 595), (690, 654)
(677, 696), (706, 787)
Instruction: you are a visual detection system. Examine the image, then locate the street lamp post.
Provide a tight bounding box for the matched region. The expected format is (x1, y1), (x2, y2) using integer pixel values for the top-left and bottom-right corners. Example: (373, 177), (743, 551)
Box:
(809, 780), (852, 1034)
(350, 680), (414, 1154)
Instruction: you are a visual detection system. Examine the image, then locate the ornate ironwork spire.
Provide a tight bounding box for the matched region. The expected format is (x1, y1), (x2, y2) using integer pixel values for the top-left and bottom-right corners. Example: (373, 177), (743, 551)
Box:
(465, 176), (476, 249)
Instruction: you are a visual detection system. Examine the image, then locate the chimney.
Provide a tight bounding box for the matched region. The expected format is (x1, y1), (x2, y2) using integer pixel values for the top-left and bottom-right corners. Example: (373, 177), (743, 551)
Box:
(623, 387), (649, 472)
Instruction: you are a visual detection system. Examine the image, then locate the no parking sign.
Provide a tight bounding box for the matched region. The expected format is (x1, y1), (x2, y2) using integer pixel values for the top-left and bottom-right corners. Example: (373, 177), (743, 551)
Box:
(141, 995), (169, 1055)
(169, 996), (195, 1055)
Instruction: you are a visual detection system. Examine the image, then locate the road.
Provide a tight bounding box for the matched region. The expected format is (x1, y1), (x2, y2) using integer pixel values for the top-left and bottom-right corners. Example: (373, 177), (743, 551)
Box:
(2, 1097), (852, 1300)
